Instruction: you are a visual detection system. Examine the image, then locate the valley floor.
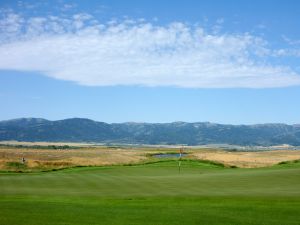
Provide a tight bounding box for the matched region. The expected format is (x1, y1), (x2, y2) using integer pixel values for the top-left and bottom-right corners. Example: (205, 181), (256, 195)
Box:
(1, 145), (300, 171)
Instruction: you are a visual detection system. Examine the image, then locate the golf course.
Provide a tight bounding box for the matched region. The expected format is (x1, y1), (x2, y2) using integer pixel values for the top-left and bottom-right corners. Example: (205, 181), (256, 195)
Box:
(1, 0), (300, 224)
(1, 158), (300, 225)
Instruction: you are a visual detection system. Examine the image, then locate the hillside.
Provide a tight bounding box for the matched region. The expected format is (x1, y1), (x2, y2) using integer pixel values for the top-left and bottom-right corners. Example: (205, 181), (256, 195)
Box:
(0, 118), (300, 146)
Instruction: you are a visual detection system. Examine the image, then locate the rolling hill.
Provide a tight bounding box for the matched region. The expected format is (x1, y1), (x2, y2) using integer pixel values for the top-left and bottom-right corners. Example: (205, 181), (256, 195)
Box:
(0, 118), (300, 146)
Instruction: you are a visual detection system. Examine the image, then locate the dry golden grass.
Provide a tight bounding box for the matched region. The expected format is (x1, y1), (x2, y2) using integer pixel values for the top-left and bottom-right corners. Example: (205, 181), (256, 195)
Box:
(0, 147), (149, 171)
(1, 145), (300, 170)
(191, 149), (300, 168)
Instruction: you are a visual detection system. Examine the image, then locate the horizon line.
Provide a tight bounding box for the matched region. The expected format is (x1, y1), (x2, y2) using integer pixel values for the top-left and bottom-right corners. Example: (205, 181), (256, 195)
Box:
(1, 117), (299, 126)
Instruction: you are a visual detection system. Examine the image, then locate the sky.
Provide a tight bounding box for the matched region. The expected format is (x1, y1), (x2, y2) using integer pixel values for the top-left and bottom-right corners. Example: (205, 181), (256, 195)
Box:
(0, 0), (300, 124)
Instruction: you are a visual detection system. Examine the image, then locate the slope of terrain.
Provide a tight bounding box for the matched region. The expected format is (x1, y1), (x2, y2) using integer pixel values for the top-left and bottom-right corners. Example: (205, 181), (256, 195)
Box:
(1, 161), (300, 225)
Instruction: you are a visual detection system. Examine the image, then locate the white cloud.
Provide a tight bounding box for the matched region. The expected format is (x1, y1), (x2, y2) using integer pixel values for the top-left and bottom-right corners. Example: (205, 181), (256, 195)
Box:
(0, 12), (300, 88)
(62, 3), (77, 11)
(282, 35), (300, 46)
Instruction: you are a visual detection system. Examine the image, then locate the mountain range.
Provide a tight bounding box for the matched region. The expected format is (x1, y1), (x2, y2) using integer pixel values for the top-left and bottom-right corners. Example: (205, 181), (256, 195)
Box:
(0, 118), (300, 146)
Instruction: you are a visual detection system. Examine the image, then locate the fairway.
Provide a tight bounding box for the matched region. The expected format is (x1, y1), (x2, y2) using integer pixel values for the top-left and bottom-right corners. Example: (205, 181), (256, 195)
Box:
(1, 160), (300, 225)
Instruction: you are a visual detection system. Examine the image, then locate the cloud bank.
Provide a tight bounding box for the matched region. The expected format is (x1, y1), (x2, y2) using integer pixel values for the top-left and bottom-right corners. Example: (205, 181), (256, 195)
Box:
(0, 12), (300, 88)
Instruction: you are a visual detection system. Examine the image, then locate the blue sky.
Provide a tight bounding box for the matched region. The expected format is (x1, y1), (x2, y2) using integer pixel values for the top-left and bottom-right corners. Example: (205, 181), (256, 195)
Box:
(0, 0), (300, 124)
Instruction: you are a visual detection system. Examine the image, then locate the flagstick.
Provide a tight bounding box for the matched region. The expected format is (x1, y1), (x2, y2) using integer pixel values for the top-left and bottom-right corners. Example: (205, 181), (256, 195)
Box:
(178, 147), (183, 174)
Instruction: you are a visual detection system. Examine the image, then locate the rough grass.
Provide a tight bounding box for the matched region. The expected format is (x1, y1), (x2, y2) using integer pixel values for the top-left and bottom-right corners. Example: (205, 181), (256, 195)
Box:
(1, 146), (300, 172)
(0, 147), (148, 171)
(192, 149), (300, 167)
(5, 161), (27, 170)
(278, 159), (300, 165)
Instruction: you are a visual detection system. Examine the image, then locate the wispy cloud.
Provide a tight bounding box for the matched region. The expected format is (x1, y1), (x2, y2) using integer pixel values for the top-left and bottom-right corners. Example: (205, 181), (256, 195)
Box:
(282, 35), (300, 46)
(0, 11), (300, 88)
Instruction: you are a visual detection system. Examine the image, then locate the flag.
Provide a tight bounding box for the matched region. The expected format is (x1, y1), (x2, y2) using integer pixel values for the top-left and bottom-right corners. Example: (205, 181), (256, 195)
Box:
(178, 147), (183, 173)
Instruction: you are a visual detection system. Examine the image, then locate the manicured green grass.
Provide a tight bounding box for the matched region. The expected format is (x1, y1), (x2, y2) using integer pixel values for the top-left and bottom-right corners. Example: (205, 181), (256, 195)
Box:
(1, 160), (300, 225)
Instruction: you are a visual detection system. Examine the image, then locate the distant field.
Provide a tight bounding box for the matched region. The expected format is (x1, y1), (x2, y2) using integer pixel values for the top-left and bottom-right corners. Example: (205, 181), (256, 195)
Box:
(0, 141), (98, 147)
(1, 160), (300, 225)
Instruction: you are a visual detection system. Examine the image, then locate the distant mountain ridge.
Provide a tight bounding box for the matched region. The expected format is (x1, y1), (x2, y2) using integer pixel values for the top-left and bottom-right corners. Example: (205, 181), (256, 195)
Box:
(0, 118), (300, 146)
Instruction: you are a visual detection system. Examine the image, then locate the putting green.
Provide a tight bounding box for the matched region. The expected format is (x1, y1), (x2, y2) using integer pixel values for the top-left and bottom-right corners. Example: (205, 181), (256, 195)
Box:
(1, 160), (300, 225)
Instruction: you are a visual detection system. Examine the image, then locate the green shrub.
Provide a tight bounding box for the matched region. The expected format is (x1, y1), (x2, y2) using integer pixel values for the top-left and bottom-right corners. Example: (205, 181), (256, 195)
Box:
(6, 161), (27, 169)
